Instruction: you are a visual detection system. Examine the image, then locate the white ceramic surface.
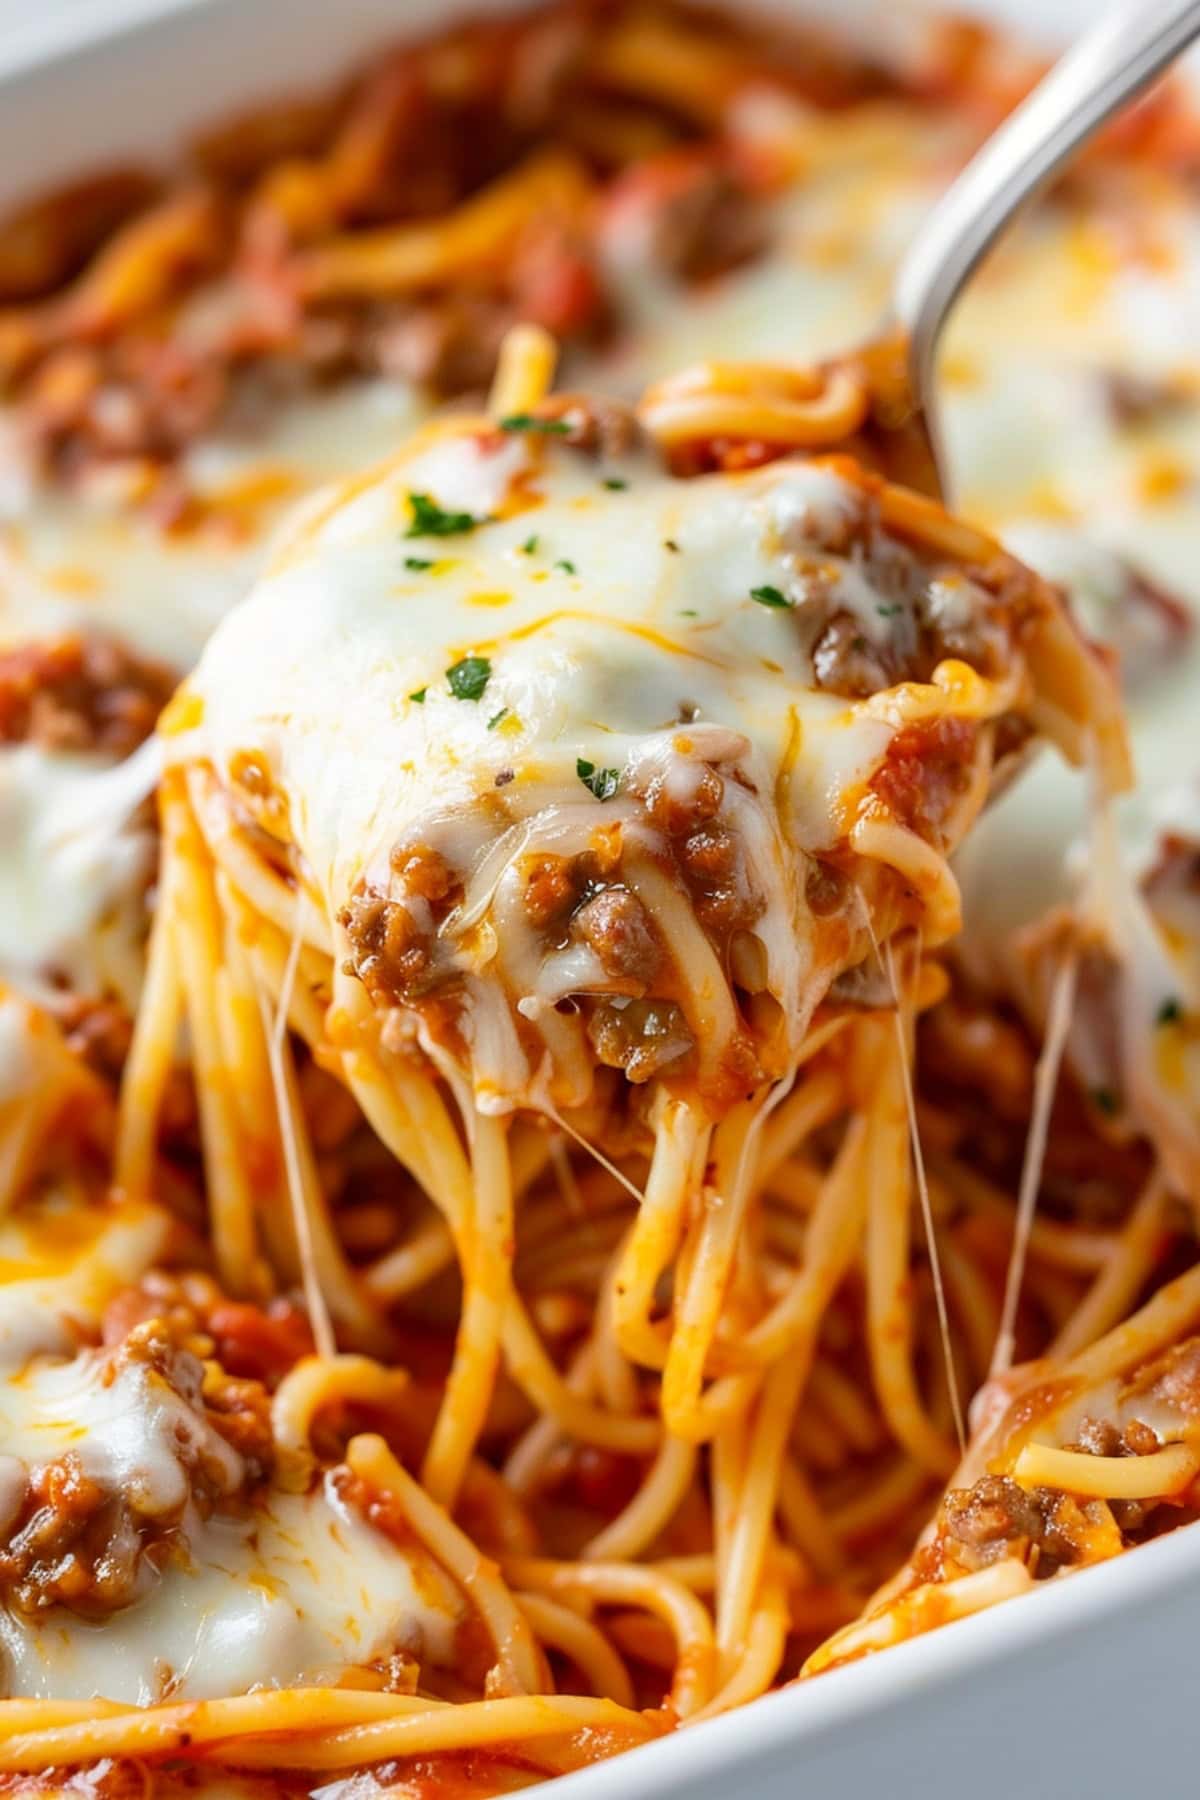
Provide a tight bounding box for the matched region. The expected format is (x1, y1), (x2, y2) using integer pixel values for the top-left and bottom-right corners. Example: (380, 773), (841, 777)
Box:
(2, 3), (1196, 1797)
(0, 0), (1113, 211)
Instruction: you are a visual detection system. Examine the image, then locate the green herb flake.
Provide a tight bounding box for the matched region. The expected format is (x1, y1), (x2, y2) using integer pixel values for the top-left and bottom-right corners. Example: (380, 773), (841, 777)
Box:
(406, 492), (484, 538)
(486, 707), (509, 731)
(554, 558), (577, 575)
(1091, 1086), (1118, 1117)
(521, 535), (539, 556)
(1158, 996), (1184, 1026)
(750, 584), (791, 610)
(576, 757), (621, 801)
(603, 476), (629, 491)
(446, 656), (492, 702)
(408, 687), (427, 705)
(679, 608), (698, 618)
(499, 413), (571, 435)
(876, 603), (903, 618)
(404, 555), (435, 572)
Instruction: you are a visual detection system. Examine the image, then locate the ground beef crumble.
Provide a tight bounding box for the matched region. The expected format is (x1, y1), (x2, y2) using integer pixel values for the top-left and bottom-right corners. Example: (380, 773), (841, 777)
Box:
(570, 887), (661, 986)
(870, 715), (978, 842)
(338, 844), (463, 1007)
(0, 631), (176, 756)
(916, 1473), (1092, 1582)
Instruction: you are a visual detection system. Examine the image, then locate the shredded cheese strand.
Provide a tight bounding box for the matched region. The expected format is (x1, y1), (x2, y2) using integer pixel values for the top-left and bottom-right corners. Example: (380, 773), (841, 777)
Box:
(990, 948), (1079, 1378)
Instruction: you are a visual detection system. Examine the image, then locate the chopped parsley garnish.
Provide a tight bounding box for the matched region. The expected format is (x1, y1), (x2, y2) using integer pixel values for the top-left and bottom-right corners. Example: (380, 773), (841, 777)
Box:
(554, 558), (577, 575)
(577, 758), (621, 801)
(750, 584), (791, 609)
(404, 555), (435, 571)
(679, 608), (698, 617)
(446, 656), (492, 702)
(1091, 1086), (1118, 1117)
(408, 687), (427, 704)
(1158, 996), (1183, 1026)
(487, 707), (509, 731)
(664, 539), (680, 554)
(406, 492), (484, 538)
(603, 476), (629, 491)
(877, 603), (903, 617)
(499, 413), (571, 435)
(521, 534), (539, 555)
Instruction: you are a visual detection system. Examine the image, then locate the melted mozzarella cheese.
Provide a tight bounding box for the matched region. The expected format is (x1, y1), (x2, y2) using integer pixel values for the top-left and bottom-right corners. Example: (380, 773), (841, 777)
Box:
(0, 1190), (168, 1365)
(175, 424), (980, 1105)
(594, 99), (957, 393)
(180, 435), (931, 885)
(0, 739), (158, 1001)
(0, 1189), (462, 1706)
(0, 1473), (462, 1704)
(0, 381), (423, 672)
(0, 1350), (243, 1516)
(0, 385), (425, 997)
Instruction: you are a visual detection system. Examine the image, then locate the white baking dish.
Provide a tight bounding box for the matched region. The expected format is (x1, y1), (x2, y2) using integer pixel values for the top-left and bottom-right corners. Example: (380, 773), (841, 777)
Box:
(1, 2), (1195, 1795)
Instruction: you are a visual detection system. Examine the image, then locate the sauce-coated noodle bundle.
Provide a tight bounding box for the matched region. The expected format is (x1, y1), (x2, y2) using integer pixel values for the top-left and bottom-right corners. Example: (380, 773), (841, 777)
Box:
(807, 1240), (1200, 1674)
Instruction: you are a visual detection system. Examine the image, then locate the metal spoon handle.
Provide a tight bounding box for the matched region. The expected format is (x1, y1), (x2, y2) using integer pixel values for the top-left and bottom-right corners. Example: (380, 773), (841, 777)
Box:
(896, 0), (1200, 472)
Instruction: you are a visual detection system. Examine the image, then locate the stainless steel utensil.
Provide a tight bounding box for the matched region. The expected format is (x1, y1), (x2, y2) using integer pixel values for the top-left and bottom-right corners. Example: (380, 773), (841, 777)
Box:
(895, 0), (1200, 496)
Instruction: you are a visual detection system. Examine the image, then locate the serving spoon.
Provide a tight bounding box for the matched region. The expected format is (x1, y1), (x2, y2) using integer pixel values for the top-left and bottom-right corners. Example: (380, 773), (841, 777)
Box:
(894, 0), (1200, 501)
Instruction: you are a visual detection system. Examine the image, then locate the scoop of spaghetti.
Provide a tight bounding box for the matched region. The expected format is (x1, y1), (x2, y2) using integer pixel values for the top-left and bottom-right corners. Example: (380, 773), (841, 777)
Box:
(156, 378), (1124, 1121)
(119, 353), (1127, 1526)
